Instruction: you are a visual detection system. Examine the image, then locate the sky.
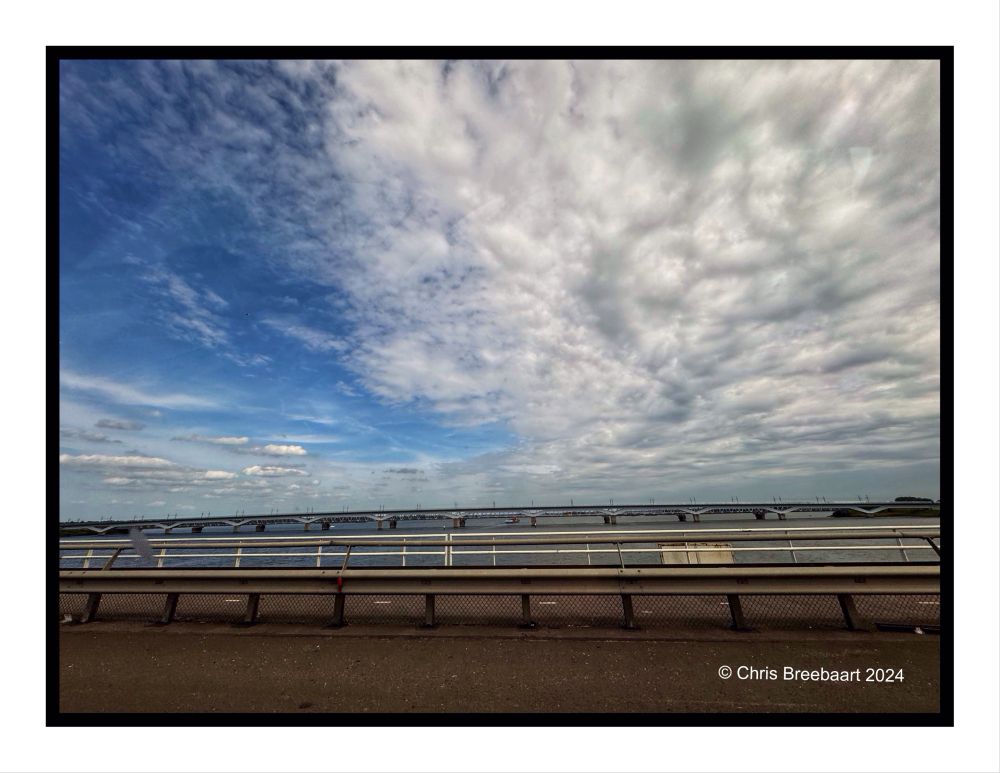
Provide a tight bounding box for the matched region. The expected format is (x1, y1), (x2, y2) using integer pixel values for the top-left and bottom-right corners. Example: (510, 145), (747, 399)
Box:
(58, 59), (941, 520)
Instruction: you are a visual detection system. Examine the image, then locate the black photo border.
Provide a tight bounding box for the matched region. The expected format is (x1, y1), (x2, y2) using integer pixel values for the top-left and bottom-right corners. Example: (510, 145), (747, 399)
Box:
(47, 45), (954, 728)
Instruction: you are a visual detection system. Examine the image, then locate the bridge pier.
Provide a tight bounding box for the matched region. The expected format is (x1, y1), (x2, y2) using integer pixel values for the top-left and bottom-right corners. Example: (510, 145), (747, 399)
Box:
(256, 523), (265, 532)
(754, 510), (766, 521)
(530, 516), (537, 527)
(321, 522), (330, 531)
(389, 520), (397, 529)
(376, 520), (384, 531)
(602, 516), (610, 524)
(303, 522), (310, 531)
(676, 514), (687, 522)
(777, 512), (787, 521)
(191, 526), (203, 534)
(232, 524), (240, 533)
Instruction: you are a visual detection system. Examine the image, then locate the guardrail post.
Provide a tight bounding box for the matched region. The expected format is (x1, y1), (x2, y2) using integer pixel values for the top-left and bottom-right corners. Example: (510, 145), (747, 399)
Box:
(519, 594), (536, 629)
(330, 594), (346, 628)
(727, 594), (749, 631)
(82, 593), (102, 623)
(837, 594), (873, 632)
(621, 594), (637, 630)
(423, 594), (436, 628)
(159, 593), (179, 625)
(241, 593), (260, 625)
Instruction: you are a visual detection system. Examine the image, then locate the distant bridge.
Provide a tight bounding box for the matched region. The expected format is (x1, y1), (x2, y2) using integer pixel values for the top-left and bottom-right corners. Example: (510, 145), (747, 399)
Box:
(59, 501), (940, 536)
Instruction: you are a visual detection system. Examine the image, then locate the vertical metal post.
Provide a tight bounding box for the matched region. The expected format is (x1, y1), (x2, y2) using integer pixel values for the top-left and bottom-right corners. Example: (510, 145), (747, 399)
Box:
(234, 545), (243, 568)
(330, 593), (346, 628)
(316, 545), (323, 568)
(621, 594), (637, 630)
(896, 537), (908, 562)
(160, 593), (179, 624)
(492, 537), (496, 567)
(788, 539), (798, 564)
(157, 547), (166, 568)
(586, 541), (592, 566)
(402, 540), (407, 568)
(82, 593), (102, 623)
(837, 593), (872, 631)
(242, 593), (260, 625)
(423, 594), (436, 628)
(519, 594), (535, 628)
(727, 594), (749, 630)
(82, 548), (93, 569)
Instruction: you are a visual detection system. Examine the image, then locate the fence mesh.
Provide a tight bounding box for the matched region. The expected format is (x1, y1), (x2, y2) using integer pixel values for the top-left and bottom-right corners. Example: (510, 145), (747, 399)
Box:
(436, 595), (522, 625)
(632, 595), (733, 628)
(741, 594), (846, 630)
(58, 591), (941, 630)
(856, 594), (940, 628)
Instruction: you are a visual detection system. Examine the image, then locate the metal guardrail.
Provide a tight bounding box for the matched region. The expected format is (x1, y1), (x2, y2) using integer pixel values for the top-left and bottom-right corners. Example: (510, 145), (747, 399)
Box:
(59, 527), (941, 569)
(59, 529), (941, 632)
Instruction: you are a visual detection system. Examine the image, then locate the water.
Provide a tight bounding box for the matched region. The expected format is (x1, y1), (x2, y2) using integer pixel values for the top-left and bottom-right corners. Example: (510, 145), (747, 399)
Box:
(59, 513), (941, 570)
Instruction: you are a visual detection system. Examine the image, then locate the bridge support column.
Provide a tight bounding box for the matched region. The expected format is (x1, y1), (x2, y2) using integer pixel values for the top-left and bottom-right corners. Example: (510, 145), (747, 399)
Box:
(610, 515), (617, 525)
(389, 520), (397, 529)
(376, 520), (383, 531)
(423, 594), (436, 628)
(321, 522), (330, 531)
(837, 594), (873, 632)
(232, 525), (240, 532)
(303, 522), (310, 531)
(163, 526), (175, 534)
(530, 516), (537, 527)
(727, 594), (749, 631)
(519, 594), (536, 629)
(159, 593), (179, 625)
(191, 526), (203, 534)
(620, 594), (637, 630)
(256, 523), (265, 532)
(602, 516), (610, 524)
(676, 513), (687, 522)
(754, 510), (766, 521)
(777, 512), (787, 521)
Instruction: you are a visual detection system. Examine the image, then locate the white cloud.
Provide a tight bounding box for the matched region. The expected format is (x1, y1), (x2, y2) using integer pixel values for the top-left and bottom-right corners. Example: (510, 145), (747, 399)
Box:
(95, 418), (145, 431)
(173, 434), (250, 446)
(257, 444), (307, 456)
(241, 465), (309, 477)
(261, 316), (348, 353)
(60, 369), (218, 410)
(60, 453), (176, 469)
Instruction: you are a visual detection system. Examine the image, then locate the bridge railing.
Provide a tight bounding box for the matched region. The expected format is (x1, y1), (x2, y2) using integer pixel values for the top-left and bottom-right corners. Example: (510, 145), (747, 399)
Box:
(59, 527), (941, 570)
(59, 530), (941, 632)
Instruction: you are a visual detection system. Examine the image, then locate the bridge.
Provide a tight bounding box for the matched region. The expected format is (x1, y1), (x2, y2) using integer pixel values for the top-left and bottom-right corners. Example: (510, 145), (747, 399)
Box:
(59, 500), (941, 535)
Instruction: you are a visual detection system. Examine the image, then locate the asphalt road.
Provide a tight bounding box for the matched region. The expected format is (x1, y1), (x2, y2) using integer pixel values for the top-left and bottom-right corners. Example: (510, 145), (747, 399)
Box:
(59, 624), (940, 714)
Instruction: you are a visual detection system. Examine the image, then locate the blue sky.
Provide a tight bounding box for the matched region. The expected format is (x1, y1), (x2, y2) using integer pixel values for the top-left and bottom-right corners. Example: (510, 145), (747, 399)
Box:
(59, 60), (941, 519)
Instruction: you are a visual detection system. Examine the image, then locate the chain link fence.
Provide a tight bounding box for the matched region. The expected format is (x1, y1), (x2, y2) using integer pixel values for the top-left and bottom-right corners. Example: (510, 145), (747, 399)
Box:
(59, 591), (940, 631)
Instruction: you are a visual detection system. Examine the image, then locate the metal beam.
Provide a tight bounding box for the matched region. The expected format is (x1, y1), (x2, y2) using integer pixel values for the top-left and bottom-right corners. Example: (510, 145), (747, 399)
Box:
(60, 564), (939, 597)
